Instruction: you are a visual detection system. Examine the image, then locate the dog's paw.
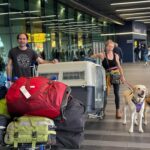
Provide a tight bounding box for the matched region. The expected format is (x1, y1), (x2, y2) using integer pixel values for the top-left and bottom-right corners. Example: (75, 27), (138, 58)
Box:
(139, 129), (144, 133)
(129, 128), (133, 133)
(122, 122), (126, 125)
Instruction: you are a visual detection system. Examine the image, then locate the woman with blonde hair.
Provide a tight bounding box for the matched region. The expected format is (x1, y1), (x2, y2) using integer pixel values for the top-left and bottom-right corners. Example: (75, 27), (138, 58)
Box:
(91, 40), (126, 119)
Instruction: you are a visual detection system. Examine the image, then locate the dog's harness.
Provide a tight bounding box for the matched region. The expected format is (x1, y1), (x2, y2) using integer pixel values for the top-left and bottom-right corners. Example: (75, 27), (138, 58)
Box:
(132, 97), (144, 112)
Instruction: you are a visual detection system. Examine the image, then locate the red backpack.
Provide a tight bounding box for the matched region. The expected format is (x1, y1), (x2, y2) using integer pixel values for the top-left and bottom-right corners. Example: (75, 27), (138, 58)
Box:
(6, 76), (71, 119)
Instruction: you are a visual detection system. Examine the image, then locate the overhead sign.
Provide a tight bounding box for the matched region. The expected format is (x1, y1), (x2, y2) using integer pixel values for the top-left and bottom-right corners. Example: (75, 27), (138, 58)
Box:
(127, 40), (133, 44)
(32, 33), (46, 43)
(27, 33), (46, 43)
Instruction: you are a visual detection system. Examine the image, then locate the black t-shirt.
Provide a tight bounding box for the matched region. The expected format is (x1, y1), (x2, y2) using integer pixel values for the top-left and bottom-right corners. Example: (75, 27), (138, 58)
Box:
(8, 47), (38, 78)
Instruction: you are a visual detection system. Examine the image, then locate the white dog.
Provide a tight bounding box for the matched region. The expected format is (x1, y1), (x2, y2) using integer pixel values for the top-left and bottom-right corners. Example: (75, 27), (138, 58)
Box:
(123, 85), (147, 133)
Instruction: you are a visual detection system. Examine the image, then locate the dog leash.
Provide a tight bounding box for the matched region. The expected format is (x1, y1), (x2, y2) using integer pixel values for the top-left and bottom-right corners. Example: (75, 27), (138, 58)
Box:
(125, 80), (134, 90)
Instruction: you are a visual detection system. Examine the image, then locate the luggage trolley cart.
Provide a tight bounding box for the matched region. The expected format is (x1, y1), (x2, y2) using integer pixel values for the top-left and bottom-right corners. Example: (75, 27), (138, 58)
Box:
(37, 61), (106, 116)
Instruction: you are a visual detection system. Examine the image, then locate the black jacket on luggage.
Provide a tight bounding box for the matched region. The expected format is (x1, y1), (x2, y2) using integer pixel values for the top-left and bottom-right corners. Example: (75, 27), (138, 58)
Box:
(0, 115), (11, 146)
(54, 97), (85, 149)
(0, 86), (7, 100)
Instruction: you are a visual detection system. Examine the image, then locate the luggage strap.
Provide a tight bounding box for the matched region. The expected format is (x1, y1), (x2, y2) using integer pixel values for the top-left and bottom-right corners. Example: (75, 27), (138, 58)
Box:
(13, 120), (19, 148)
(28, 117), (37, 149)
(13, 117), (37, 149)
(60, 86), (71, 120)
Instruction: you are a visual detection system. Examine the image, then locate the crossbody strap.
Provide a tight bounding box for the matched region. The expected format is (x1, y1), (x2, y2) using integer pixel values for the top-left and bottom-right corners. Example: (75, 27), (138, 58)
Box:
(105, 51), (110, 72)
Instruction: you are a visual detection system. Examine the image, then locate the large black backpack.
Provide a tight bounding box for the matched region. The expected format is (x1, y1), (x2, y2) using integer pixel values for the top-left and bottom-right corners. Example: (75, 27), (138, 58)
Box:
(0, 115), (11, 146)
(54, 97), (85, 149)
(0, 86), (7, 100)
(0, 72), (7, 99)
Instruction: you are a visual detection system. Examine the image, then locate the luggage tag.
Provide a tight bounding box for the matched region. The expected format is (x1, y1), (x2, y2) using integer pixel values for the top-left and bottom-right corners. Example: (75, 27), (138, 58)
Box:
(20, 86), (31, 99)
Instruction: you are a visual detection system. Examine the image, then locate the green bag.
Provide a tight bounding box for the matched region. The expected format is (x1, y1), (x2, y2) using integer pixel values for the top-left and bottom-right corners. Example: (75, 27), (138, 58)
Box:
(4, 116), (56, 149)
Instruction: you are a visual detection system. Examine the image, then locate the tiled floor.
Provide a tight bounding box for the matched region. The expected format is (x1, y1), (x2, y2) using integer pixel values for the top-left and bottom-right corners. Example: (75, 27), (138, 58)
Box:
(80, 63), (150, 150)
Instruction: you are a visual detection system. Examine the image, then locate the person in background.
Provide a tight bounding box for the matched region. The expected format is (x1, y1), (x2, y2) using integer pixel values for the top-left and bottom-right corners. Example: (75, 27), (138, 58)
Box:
(91, 39), (126, 119)
(140, 44), (146, 61)
(88, 48), (93, 57)
(134, 46), (140, 62)
(113, 43), (123, 63)
(0, 56), (7, 98)
(143, 44), (149, 66)
(40, 51), (45, 59)
(6, 33), (58, 81)
(80, 47), (86, 60)
(0, 55), (5, 72)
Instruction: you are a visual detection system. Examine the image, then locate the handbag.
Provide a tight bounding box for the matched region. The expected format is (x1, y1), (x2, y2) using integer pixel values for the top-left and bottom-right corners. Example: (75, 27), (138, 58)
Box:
(110, 71), (120, 84)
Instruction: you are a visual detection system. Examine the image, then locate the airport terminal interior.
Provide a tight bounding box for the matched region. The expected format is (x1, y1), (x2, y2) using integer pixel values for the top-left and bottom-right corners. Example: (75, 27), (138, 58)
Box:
(0, 0), (150, 150)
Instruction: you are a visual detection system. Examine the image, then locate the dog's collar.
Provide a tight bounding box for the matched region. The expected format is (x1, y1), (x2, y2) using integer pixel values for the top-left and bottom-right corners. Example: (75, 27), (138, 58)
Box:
(132, 97), (144, 112)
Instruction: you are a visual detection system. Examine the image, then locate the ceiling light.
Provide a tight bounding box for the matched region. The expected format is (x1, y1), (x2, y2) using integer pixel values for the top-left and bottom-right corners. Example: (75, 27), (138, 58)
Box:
(56, 18), (74, 22)
(120, 12), (150, 16)
(0, 12), (19, 15)
(72, 23), (96, 27)
(48, 25), (69, 28)
(44, 24), (55, 26)
(39, 15), (56, 18)
(10, 15), (56, 21)
(0, 3), (9, 6)
(57, 26), (69, 28)
(32, 19), (58, 23)
(10, 17), (37, 20)
(44, 23), (63, 26)
(32, 18), (74, 23)
(116, 7), (150, 12)
(65, 21), (87, 24)
(125, 16), (150, 19)
(82, 26), (99, 29)
(136, 19), (150, 21)
(21, 10), (40, 14)
(101, 32), (147, 36)
(111, 1), (150, 6)
(71, 24), (84, 27)
(0, 10), (40, 16)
